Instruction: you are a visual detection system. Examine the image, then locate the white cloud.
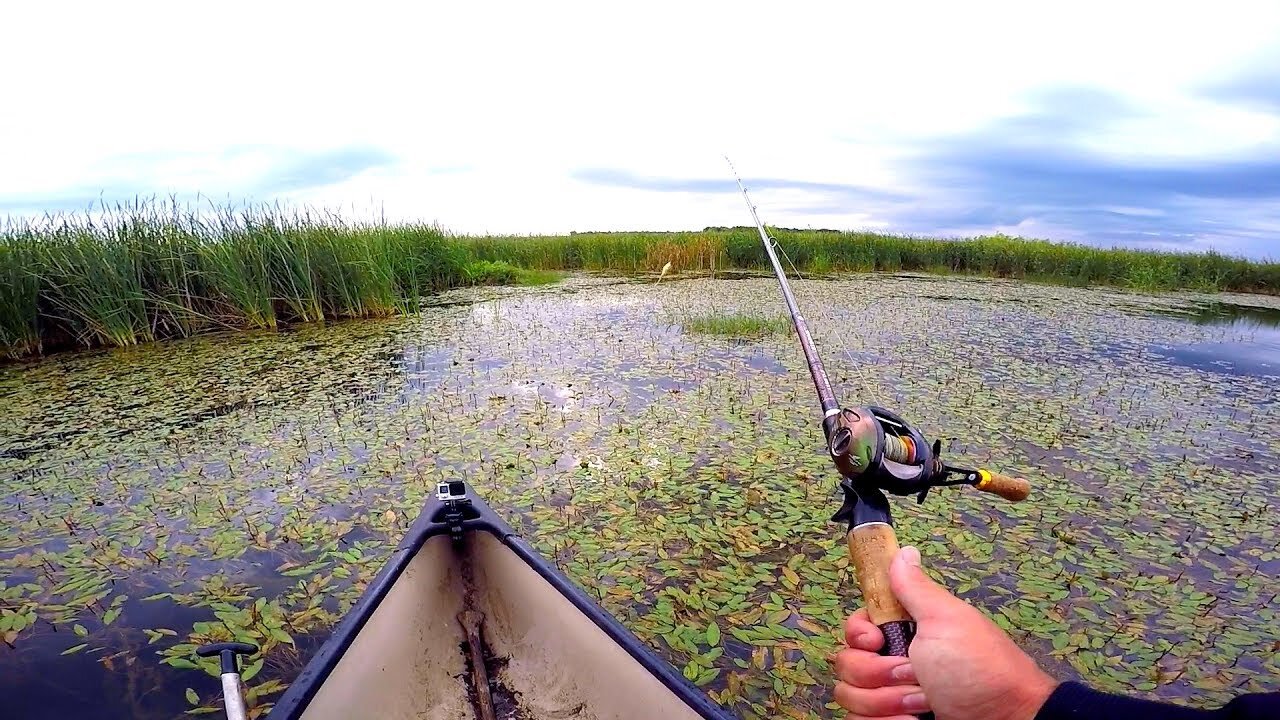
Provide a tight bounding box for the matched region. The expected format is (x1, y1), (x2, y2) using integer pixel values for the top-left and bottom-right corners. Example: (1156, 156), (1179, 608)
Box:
(2, 1), (1279, 255)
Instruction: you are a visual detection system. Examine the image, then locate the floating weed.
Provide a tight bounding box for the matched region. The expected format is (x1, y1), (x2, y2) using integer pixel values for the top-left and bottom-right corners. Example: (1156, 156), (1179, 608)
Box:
(1, 275), (1278, 718)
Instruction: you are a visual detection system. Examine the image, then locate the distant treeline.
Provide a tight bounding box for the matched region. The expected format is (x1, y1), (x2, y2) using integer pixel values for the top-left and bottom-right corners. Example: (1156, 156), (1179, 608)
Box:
(2, 203), (1277, 359)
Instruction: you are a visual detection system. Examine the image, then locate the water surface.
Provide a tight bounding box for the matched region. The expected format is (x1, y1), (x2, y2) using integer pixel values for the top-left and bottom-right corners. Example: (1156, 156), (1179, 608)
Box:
(2, 275), (1278, 718)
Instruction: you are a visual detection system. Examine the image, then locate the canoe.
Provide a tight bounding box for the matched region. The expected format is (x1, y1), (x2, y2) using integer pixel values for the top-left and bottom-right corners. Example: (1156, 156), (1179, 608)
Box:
(270, 481), (735, 720)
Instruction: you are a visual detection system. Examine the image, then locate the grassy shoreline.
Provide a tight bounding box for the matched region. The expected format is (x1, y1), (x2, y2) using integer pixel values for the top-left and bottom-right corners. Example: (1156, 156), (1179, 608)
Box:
(3, 203), (1278, 359)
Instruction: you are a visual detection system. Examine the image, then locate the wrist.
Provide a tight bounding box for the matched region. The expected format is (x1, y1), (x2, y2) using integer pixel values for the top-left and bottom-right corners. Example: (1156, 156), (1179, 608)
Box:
(1010, 670), (1058, 720)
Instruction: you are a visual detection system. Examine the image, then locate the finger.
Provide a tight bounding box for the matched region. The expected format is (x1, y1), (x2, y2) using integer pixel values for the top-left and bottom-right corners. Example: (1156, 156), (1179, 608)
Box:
(888, 546), (959, 623)
(844, 714), (918, 720)
(834, 682), (930, 717)
(834, 648), (916, 688)
(844, 609), (885, 651)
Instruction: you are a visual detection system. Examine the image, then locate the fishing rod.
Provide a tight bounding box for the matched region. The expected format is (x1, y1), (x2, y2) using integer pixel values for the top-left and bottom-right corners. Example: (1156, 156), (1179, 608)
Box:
(727, 159), (1030, 685)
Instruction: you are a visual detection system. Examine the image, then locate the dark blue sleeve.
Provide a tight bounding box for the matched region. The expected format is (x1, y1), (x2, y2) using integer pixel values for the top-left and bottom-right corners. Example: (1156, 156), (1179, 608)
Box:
(1035, 681), (1280, 720)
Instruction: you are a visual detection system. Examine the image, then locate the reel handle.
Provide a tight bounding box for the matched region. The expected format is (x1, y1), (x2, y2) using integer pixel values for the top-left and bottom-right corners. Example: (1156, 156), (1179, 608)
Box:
(974, 469), (1031, 502)
(847, 523), (934, 720)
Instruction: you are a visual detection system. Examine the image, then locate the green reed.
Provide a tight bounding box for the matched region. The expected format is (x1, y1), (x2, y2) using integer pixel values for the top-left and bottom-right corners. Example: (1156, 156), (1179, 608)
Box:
(464, 228), (1280, 294)
(0, 202), (466, 358)
(2, 204), (1277, 359)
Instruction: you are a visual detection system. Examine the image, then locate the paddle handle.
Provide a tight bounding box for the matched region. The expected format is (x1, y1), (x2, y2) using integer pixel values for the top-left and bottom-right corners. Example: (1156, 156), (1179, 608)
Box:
(847, 523), (935, 720)
(196, 642), (257, 720)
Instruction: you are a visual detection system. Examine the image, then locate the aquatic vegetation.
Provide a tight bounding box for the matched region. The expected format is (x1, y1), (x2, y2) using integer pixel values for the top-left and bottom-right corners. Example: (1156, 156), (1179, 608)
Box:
(1, 275), (1278, 719)
(682, 313), (789, 338)
(463, 260), (563, 287)
(4, 202), (1279, 359)
(0, 202), (465, 358)
(466, 229), (1280, 294)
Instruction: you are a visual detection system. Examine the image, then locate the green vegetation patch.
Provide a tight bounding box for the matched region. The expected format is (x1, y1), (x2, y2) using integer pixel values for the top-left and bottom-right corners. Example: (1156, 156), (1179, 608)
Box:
(464, 260), (563, 287)
(4, 203), (1279, 360)
(463, 228), (1280, 295)
(2, 276), (1277, 718)
(0, 203), (466, 358)
(683, 312), (789, 337)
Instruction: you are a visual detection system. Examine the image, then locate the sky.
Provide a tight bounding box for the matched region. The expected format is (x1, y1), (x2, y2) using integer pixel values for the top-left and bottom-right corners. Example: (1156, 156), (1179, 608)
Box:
(2, 1), (1278, 258)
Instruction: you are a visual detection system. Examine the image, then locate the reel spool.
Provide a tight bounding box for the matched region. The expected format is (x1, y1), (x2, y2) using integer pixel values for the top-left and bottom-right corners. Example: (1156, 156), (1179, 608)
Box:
(827, 405), (941, 501)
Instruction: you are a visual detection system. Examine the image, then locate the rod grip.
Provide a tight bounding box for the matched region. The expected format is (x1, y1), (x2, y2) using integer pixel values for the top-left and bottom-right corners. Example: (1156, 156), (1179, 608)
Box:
(975, 469), (1031, 502)
(847, 525), (934, 720)
(848, 523), (911, 625)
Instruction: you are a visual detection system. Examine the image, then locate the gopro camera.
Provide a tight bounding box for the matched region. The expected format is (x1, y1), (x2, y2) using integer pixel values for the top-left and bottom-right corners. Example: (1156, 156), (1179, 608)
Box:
(436, 481), (467, 501)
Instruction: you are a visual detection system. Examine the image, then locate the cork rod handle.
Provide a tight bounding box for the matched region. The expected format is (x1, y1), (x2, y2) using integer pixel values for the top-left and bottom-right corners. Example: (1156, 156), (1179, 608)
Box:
(847, 522), (933, 719)
(848, 523), (911, 625)
(975, 470), (1031, 502)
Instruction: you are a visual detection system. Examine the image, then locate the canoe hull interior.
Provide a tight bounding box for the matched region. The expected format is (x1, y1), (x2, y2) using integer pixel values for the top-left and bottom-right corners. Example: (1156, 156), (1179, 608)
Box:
(271, 487), (733, 719)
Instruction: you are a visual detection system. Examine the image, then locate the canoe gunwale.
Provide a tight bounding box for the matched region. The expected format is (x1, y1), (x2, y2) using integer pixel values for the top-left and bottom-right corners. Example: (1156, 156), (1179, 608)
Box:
(269, 484), (736, 719)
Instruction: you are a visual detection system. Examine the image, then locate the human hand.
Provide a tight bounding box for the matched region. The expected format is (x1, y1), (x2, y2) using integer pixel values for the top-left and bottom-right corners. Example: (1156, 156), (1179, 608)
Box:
(833, 546), (1058, 720)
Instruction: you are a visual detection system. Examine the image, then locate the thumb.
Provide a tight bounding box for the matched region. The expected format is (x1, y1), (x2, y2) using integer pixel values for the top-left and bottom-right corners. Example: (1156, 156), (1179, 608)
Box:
(889, 546), (960, 622)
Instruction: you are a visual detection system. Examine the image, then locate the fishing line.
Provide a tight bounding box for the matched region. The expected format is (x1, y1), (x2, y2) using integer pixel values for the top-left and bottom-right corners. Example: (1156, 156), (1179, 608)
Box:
(724, 158), (866, 391)
(769, 232), (866, 383)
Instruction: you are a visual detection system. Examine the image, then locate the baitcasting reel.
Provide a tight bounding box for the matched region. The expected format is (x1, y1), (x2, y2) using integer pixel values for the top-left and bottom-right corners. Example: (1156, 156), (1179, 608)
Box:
(825, 406), (1030, 508)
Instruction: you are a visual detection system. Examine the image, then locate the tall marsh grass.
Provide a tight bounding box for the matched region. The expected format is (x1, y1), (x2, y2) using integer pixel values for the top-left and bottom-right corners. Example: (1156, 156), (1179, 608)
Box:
(469, 228), (1280, 294)
(0, 202), (465, 358)
(2, 204), (1277, 359)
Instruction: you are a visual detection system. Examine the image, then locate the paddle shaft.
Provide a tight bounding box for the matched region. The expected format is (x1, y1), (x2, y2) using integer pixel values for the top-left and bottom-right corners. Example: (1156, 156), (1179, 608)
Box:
(459, 610), (498, 720)
(219, 674), (249, 720)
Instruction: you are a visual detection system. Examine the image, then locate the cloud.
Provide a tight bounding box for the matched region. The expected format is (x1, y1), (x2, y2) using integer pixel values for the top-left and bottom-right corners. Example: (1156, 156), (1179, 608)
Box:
(0, 146), (397, 217)
(574, 167), (911, 202)
(918, 100), (1280, 205)
(1202, 53), (1280, 114)
(0, 192), (117, 214)
(567, 84), (1280, 258)
(0, 188), (227, 216)
(900, 87), (1280, 252)
(937, 151), (1280, 203)
(253, 146), (397, 195)
(986, 87), (1142, 140)
(5, 2), (1280, 260)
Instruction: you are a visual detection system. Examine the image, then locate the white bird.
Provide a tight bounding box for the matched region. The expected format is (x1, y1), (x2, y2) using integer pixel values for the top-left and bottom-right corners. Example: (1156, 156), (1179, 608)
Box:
(658, 261), (673, 282)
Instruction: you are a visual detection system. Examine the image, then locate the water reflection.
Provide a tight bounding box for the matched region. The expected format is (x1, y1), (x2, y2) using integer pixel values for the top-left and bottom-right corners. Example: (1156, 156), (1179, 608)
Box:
(1178, 302), (1280, 328)
(1150, 301), (1280, 378)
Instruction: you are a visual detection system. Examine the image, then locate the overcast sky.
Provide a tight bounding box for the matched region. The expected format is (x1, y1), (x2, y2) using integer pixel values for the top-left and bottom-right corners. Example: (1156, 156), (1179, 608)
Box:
(2, 1), (1278, 258)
